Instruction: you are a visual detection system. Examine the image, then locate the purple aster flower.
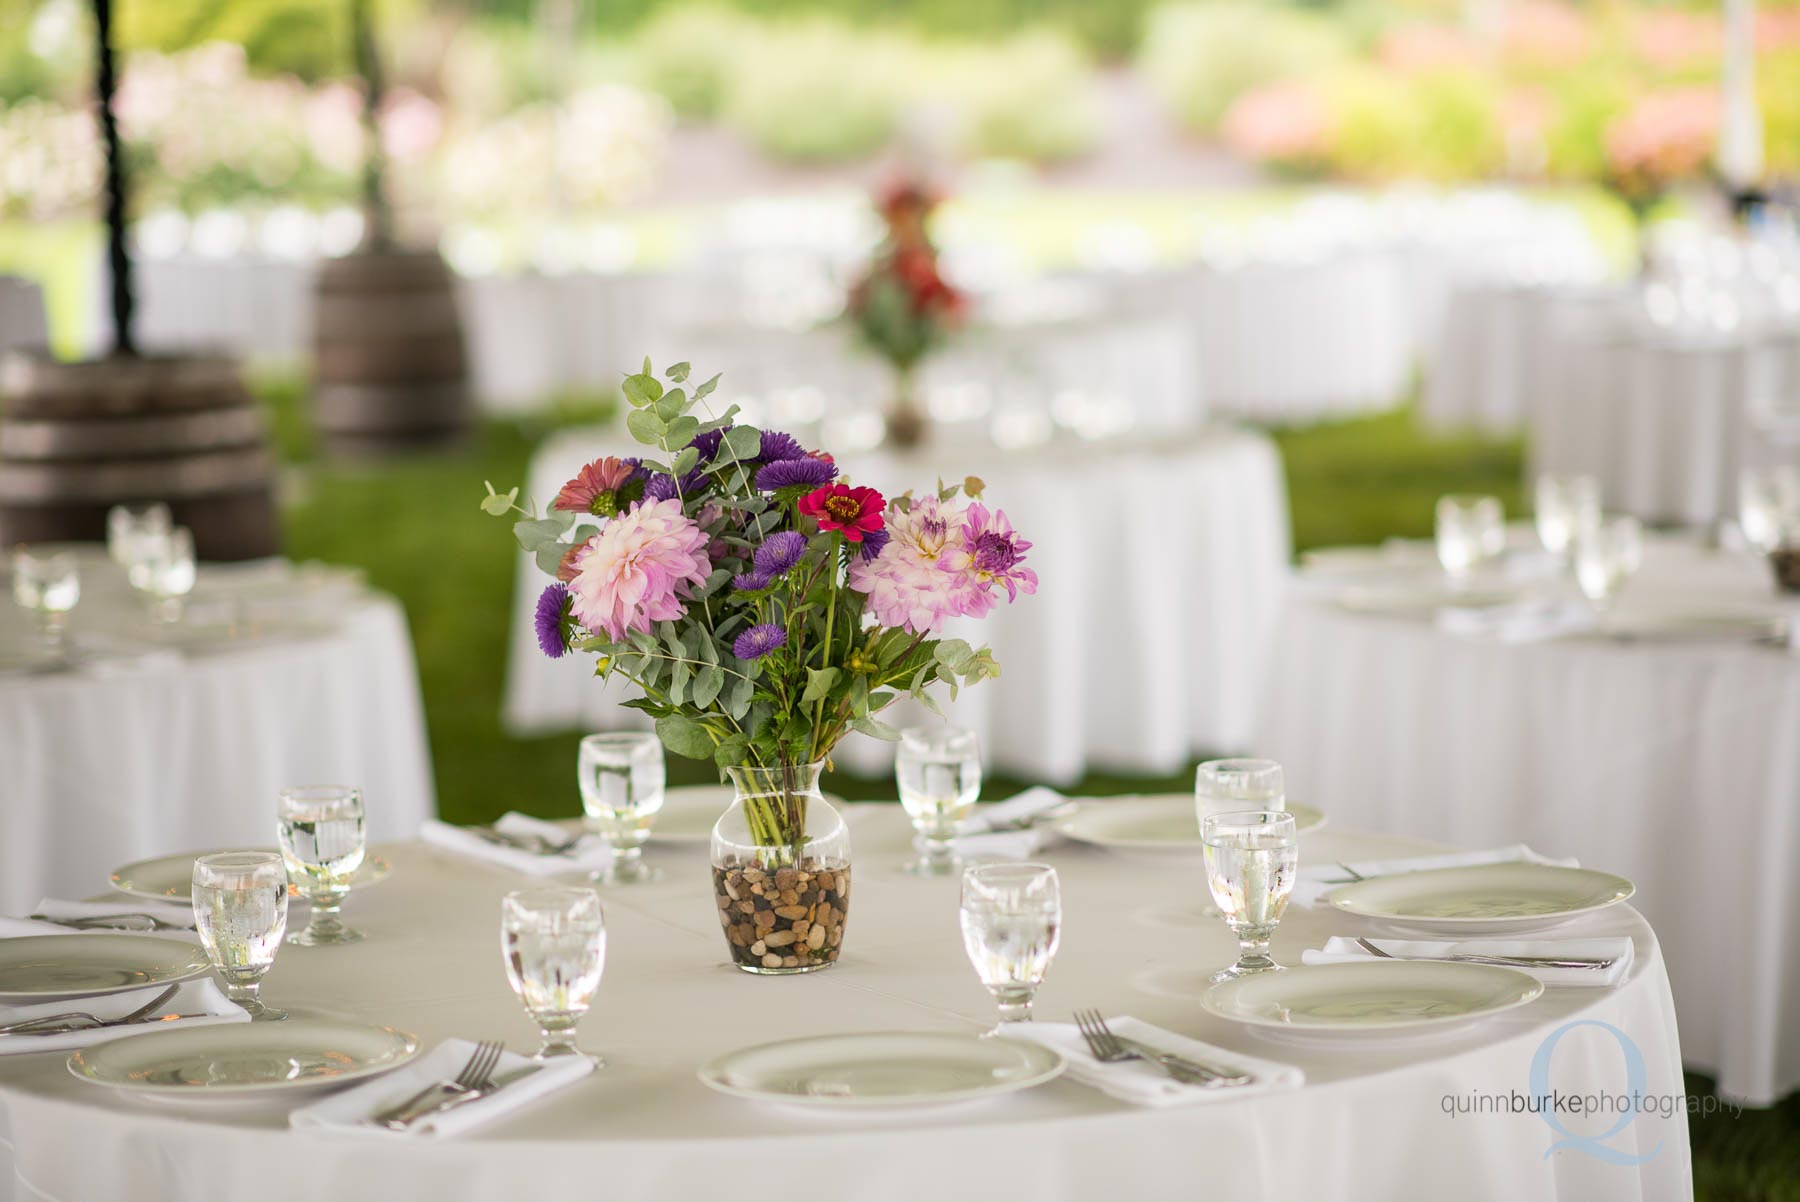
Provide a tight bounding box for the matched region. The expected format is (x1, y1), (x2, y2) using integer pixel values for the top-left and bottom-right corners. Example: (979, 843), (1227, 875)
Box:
(757, 430), (807, 463)
(642, 467), (707, 502)
(858, 526), (891, 560)
(689, 426), (728, 462)
(732, 571), (770, 592)
(752, 530), (808, 578)
(534, 583), (571, 659)
(755, 457), (837, 492)
(733, 623), (787, 660)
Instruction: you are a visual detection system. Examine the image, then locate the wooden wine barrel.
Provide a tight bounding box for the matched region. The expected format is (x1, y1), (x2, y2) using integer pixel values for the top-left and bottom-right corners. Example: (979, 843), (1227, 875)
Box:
(0, 351), (280, 560)
(309, 246), (471, 457)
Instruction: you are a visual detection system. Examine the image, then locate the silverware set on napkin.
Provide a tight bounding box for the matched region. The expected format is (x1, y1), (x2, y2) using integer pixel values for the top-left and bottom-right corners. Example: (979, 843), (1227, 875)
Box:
(467, 827), (582, 857)
(0, 984), (202, 1037)
(1072, 1010), (1252, 1089)
(366, 1039), (544, 1131)
(1352, 937), (1617, 972)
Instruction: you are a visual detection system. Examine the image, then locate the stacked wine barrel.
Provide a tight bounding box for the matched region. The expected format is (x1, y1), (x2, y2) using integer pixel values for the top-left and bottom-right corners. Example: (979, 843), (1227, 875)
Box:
(310, 246), (471, 456)
(0, 352), (280, 560)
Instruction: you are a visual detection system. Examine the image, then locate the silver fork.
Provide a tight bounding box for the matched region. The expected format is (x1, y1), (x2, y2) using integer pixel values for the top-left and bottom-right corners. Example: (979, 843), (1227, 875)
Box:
(0, 983), (182, 1036)
(470, 827), (581, 857)
(1353, 937), (1616, 971)
(30, 912), (190, 932)
(1073, 1010), (1251, 1087)
(372, 1040), (504, 1130)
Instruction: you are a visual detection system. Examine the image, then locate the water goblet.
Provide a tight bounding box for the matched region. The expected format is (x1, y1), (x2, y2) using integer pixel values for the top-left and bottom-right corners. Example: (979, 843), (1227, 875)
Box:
(106, 502), (171, 566)
(1202, 809), (1297, 983)
(577, 732), (665, 885)
(501, 887), (606, 1062)
(1534, 474), (1601, 559)
(1739, 466), (1800, 554)
(959, 863), (1061, 1028)
(142, 526), (197, 622)
(192, 851), (289, 1021)
(1573, 515), (1643, 613)
(1435, 494), (1505, 585)
(276, 785), (367, 945)
(896, 726), (981, 877)
(10, 547), (80, 659)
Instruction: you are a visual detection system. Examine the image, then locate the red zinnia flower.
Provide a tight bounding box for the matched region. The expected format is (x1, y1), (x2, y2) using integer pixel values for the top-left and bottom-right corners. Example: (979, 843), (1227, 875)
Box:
(799, 484), (886, 543)
(553, 456), (641, 516)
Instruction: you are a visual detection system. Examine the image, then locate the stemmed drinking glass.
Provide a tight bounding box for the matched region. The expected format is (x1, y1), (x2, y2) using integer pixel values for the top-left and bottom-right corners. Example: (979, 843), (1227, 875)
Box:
(1573, 515), (1643, 613)
(577, 733), (665, 884)
(1202, 809), (1297, 984)
(192, 851), (289, 1021)
(1534, 474), (1601, 560)
(136, 526), (197, 623)
(1195, 759), (1284, 918)
(107, 502), (172, 567)
(276, 785), (367, 945)
(959, 863), (1061, 1028)
(896, 726), (982, 876)
(1435, 494), (1506, 585)
(501, 887), (606, 1062)
(10, 547), (80, 660)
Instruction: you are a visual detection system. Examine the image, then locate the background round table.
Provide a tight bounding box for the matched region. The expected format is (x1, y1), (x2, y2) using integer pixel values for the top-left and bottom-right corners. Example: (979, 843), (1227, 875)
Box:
(0, 817), (1689, 1201)
(0, 277), (47, 357)
(503, 425), (1291, 782)
(0, 554), (436, 913)
(1254, 538), (1800, 1105)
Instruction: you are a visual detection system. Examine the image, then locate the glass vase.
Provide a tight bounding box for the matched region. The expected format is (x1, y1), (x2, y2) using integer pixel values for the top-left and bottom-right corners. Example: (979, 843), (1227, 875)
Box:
(883, 368), (927, 448)
(711, 761), (851, 975)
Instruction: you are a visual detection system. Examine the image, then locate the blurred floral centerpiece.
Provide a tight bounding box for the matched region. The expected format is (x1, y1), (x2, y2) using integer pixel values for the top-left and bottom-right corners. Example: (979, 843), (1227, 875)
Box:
(846, 178), (967, 447)
(484, 359), (1033, 973)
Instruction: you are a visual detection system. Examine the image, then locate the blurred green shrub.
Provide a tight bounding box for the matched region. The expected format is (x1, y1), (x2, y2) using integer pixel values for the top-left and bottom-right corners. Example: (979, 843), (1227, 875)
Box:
(630, 4), (756, 120)
(937, 31), (1101, 163)
(724, 21), (905, 162)
(1138, 2), (1353, 135)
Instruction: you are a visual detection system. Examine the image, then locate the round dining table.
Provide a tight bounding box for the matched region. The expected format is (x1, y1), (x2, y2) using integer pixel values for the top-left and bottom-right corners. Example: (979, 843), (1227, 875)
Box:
(1254, 535), (1799, 1107)
(0, 812), (1689, 1201)
(503, 423), (1291, 782)
(0, 553), (436, 914)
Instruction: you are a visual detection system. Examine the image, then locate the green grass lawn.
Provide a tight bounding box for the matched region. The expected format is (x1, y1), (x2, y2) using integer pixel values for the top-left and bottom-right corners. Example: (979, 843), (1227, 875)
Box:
(264, 377), (1790, 1196)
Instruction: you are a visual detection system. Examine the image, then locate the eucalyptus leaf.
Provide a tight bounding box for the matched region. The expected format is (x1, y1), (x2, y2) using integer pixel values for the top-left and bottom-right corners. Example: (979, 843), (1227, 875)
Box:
(725, 672), (756, 721)
(626, 408), (664, 445)
(656, 714), (715, 760)
(666, 361), (690, 383)
(692, 663), (725, 709)
(480, 486), (518, 516)
(513, 516), (570, 553)
(671, 446), (699, 477)
(694, 373), (721, 400)
(721, 424), (763, 462)
(802, 667), (840, 704)
(534, 543), (570, 575)
(851, 714), (903, 741)
(664, 414), (700, 449)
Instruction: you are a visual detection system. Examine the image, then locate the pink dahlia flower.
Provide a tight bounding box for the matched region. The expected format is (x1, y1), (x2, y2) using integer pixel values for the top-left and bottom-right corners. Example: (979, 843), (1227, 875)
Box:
(567, 498), (711, 641)
(941, 503), (1036, 618)
(848, 495), (971, 635)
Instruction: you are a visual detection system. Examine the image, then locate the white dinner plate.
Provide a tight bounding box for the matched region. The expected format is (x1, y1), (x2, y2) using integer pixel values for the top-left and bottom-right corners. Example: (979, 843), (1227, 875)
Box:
(1053, 796), (1325, 853)
(1327, 863), (1635, 934)
(0, 935), (212, 1003)
(1335, 584), (1520, 618)
(68, 1020), (420, 1101)
(1202, 961), (1543, 1035)
(698, 1032), (1064, 1108)
(110, 849), (393, 903)
(1595, 609), (1788, 645)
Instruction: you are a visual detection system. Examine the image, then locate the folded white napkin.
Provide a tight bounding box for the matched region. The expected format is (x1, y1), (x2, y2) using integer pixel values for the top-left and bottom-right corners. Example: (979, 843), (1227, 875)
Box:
(1003, 1016), (1302, 1107)
(1293, 844), (1578, 908)
(291, 1039), (594, 1137)
(1302, 936), (1635, 987)
(0, 977), (247, 1056)
(34, 896), (197, 927)
(420, 813), (611, 877)
(955, 787), (1072, 860)
(1437, 600), (1596, 644)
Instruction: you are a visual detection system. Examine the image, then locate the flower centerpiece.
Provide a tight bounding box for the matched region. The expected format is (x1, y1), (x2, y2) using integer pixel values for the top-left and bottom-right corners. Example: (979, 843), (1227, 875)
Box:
(846, 177), (967, 447)
(483, 359), (1034, 973)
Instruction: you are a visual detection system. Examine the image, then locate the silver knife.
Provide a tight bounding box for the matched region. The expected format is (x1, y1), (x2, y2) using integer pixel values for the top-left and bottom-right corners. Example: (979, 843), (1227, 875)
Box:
(1114, 1036), (1252, 1086)
(386, 1065), (543, 1131)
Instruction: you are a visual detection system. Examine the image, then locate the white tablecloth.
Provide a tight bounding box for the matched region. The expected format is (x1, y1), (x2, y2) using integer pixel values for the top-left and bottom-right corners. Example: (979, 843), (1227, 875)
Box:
(0, 818), (1690, 1201)
(0, 277), (47, 356)
(0, 555), (435, 912)
(503, 425), (1291, 781)
(1532, 324), (1800, 528)
(1255, 538), (1800, 1105)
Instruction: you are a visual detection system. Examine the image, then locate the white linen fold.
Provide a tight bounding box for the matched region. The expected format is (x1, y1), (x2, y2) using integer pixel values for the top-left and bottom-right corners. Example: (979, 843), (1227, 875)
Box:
(1293, 844), (1578, 907)
(955, 787), (1072, 861)
(0, 978), (247, 1056)
(1002, 1016), (1301, 1107)
(419, 813), (611, 877)
(291, 1039), (594, 1137)
(32, 897), (198, 928)
(1437, 600), (1596, 643)
(1301, 935), (1635, 987)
